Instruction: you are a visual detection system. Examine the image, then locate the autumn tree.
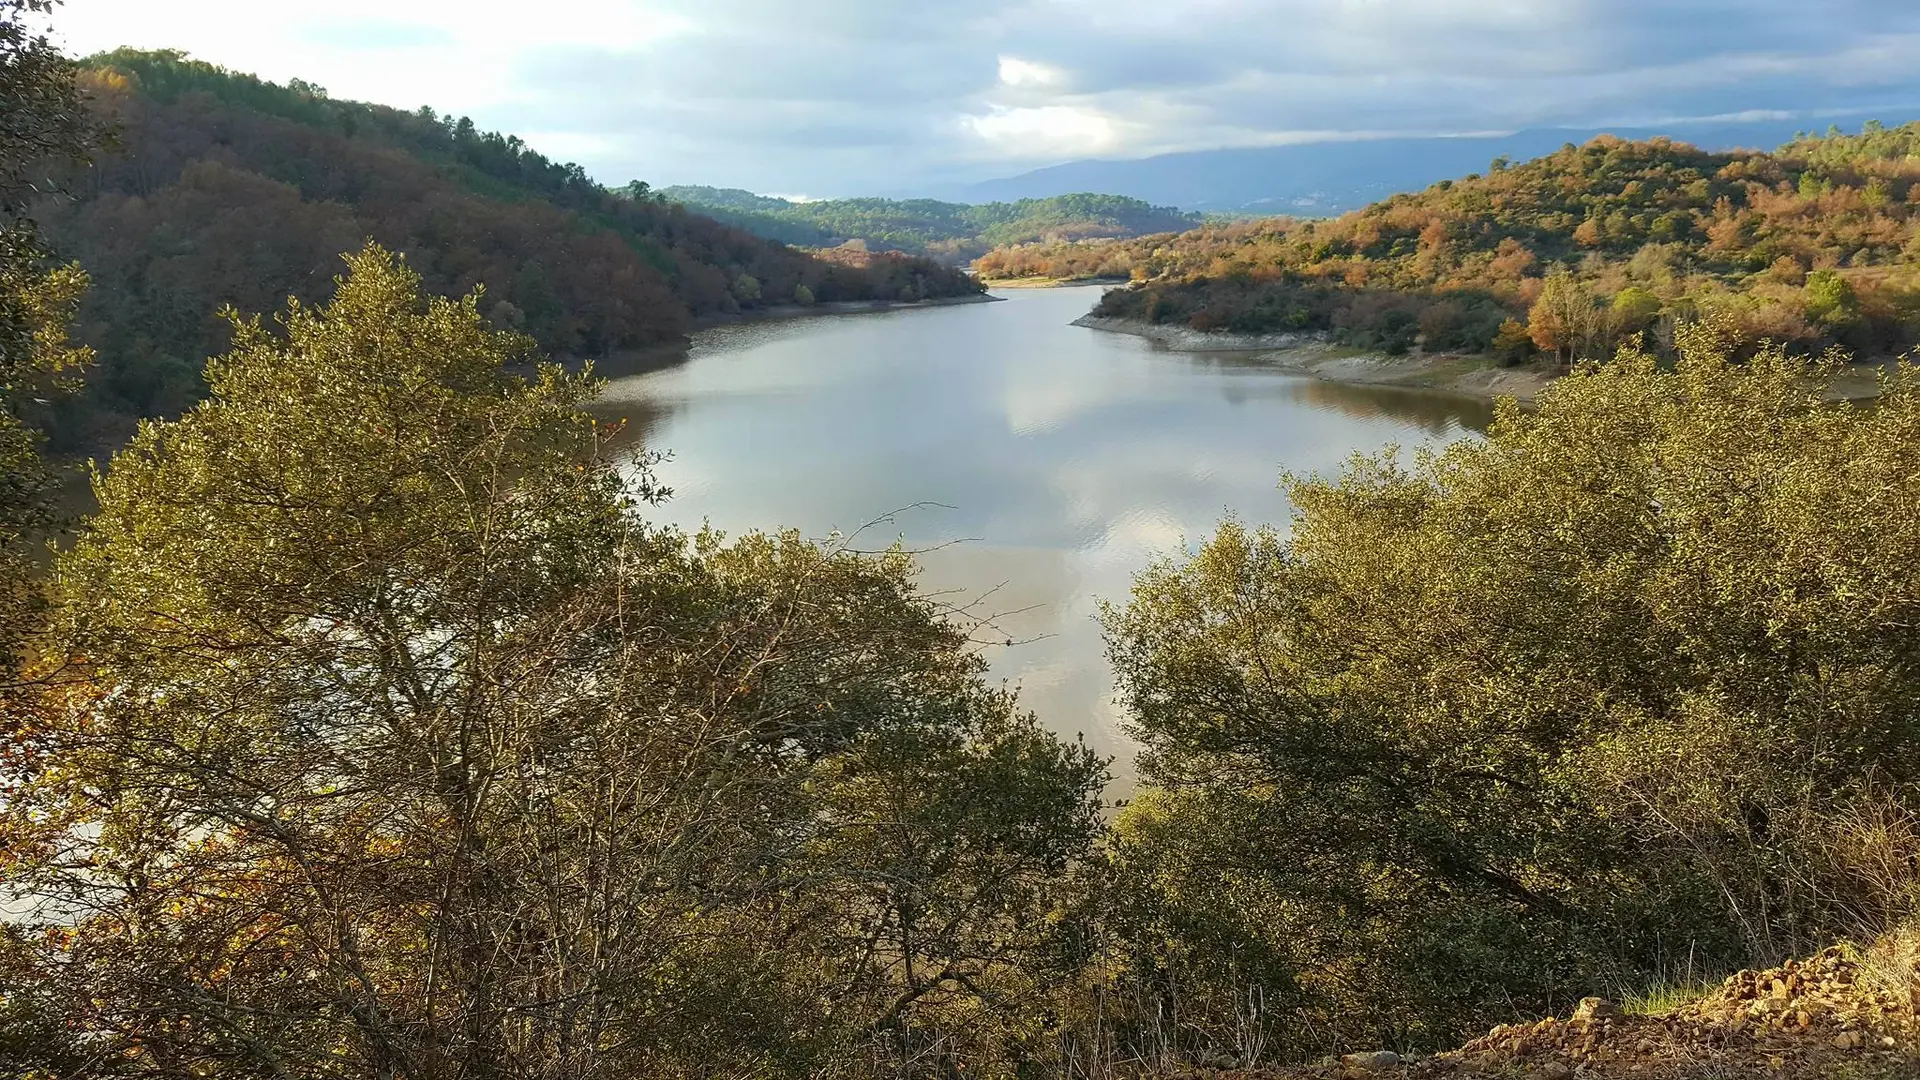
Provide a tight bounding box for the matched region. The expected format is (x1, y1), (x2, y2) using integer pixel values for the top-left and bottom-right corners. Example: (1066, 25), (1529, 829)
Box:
(1527, 271), (1613, 362)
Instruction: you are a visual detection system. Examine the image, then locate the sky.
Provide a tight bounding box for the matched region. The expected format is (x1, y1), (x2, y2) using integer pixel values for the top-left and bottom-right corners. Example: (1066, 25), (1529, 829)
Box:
(44, 0), (1920, 197)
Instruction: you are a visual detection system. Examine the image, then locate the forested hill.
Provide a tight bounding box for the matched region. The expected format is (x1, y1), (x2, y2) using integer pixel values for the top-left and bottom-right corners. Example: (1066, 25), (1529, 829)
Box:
(987, 125), (1920, 363)
(659, 185), (1200, 263)
(37, 50), (980, 447)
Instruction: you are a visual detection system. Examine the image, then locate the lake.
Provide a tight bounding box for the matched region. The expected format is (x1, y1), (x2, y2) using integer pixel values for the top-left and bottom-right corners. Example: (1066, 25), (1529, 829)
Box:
(595, 285), (1493, 785)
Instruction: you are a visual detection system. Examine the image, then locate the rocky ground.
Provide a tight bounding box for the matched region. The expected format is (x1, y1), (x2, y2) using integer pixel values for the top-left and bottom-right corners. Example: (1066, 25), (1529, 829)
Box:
(1070, 316), (1555, 403)
(1228, 944), (1919, 1079)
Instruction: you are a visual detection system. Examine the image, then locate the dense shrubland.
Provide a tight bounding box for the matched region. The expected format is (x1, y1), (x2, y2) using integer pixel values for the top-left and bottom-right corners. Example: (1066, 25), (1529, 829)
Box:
(8, 7), (1920, 1078)
(662, 186), (1199, 264)
(1101, 326), (1920, 1059)
(990, 130), (1920, 362)
(32, 49), (980, 449)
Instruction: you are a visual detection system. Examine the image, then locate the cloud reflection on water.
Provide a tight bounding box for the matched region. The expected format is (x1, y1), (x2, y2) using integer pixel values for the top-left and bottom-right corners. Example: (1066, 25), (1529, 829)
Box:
(591, 287), (1490, 790)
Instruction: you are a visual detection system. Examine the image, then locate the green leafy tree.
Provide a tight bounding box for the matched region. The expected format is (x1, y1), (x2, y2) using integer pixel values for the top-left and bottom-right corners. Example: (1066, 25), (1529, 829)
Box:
(1104, 327), (1920, 1056)
(0, 0), (96, 665)
(732, 270), (762, 304)
(1804, 269), (1860, 329)
(1610, 285), (1663, 334)
(7, 245), (1104, 1078)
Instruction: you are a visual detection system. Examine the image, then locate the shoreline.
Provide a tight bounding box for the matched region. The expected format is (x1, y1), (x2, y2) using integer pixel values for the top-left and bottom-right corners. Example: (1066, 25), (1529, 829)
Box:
(588, 292), (1004, 377)
(1071, 315), (1895, 405)
(694, 290), (1002, 329)
(1071, 314), (1556, 403)
(980, 276), (1130, 290)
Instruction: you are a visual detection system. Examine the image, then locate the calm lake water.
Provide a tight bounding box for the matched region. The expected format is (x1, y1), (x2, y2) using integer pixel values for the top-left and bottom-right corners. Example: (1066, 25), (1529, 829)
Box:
(595, 286), (1493, 785)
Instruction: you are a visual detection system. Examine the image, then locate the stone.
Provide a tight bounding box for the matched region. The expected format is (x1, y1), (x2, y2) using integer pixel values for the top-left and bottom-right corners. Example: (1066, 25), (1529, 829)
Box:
(1573, 997), (1624, 1023)
(1540, 1060), (1574, 1079)
(1339, 1050), (1403, 1072)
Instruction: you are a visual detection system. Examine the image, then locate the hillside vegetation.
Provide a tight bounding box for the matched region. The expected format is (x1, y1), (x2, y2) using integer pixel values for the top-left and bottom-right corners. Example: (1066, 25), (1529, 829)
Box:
(35, 50), (979, 447)
(985, 126), (1920, 362)
(13, 8), (1920, 1079)
(661, 185), (1199, 263)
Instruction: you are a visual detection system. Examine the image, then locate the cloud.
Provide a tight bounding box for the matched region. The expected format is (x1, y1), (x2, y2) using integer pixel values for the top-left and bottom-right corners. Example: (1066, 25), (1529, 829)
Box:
(46, 0), (1920, 195)
(997, 56), (1064, 90)
(298, 21), (456, 50)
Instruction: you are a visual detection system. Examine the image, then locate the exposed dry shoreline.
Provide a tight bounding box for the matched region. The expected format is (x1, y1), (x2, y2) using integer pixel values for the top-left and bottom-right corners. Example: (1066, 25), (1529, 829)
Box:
(981, 275), (1131, 290)
(1071, 314), (1556, 403)
(1071, 314), (1895, 405)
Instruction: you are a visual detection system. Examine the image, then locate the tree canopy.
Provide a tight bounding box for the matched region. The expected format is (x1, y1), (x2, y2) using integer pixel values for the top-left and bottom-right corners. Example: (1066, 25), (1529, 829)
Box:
(1103, 328), (1920, 1053)
(3, 245), (1103, 1078)
(0, 0), (96, 673)
(990, 128), (1920, 363)
(32, 50), (981, 451)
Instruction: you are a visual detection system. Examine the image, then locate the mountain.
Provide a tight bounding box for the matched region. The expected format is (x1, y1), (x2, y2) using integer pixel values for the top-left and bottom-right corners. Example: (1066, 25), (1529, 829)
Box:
(658, 187), (1199, 263)
(37, 50), (980, 448)
(926, 121), (1820, 213)
(998, 123), (1920, 364)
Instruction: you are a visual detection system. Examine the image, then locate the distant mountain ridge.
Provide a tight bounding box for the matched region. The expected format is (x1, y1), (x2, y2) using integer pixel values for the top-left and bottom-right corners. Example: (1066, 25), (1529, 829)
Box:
(921, 121), (1822, 213)
(659, 187), (1199, 264)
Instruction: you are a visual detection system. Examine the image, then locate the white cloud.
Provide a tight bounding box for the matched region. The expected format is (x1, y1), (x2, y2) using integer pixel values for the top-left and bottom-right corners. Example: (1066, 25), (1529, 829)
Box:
(39, 0), (1920, 193)
(965, 105), (1123, 159)
(52, 1), (694, 118)
(997, 55), (1063, 89)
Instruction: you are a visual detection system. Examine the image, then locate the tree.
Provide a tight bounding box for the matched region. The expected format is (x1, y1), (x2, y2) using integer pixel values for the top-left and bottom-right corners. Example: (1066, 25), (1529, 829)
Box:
(732, 270), (762, 304)
(1490, 316), (1535, 365)
(9, 245), (1105, 1078)
(0, 0), (97, 667)
(1527, 271), (1611, 362)
(1610, 286), (1663, 335)
(1804, 269), (1860, 330)
(1103, 328), (1920, 1055)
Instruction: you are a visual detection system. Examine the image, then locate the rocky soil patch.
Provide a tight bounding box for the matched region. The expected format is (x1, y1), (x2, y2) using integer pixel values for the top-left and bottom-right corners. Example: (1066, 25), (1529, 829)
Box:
(1206, 944), (1919, 1079)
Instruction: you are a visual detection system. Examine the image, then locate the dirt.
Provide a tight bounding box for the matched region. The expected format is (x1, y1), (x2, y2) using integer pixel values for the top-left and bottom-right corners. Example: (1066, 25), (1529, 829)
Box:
(1072, 317), (1905, 408)
(983, 276), (1132, 289)
(1216, 944), (1919, 1080)
(1073, 315), (1559, 403)
(1071, 315), (1556, 403)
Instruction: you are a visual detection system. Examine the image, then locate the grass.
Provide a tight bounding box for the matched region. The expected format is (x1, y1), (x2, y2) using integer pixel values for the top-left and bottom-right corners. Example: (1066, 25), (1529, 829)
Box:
(1621, 976), (1722, 1017)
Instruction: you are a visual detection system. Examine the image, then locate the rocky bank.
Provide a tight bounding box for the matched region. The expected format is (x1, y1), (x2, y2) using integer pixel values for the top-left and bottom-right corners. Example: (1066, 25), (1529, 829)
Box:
(1204, 941), (1919, 1080)
(1071, 315), (1556, 404)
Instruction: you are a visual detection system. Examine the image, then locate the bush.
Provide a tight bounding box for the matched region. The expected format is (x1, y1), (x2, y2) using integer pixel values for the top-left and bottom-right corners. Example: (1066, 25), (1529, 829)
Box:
(1103, 328), (1920, 1057)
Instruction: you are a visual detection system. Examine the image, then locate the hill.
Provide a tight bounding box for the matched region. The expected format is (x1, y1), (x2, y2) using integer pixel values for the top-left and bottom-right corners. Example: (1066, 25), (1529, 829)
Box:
(35, 50), (981, 448)
(926, 120), (1816, 214)
(988, 124), (1920, 364)
(658, 186), (1198, 263)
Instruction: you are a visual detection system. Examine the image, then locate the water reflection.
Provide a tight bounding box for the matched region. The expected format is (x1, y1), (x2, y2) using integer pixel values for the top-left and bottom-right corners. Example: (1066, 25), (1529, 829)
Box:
(1169, 351), (1497, 434)
(1283, 377), (1497, 434)
(592, 287), (1486, 788)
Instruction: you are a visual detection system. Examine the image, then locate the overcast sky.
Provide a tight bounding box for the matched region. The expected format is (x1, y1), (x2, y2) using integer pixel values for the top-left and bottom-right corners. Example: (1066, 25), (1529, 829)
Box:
(45, 0), (1920, 197)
